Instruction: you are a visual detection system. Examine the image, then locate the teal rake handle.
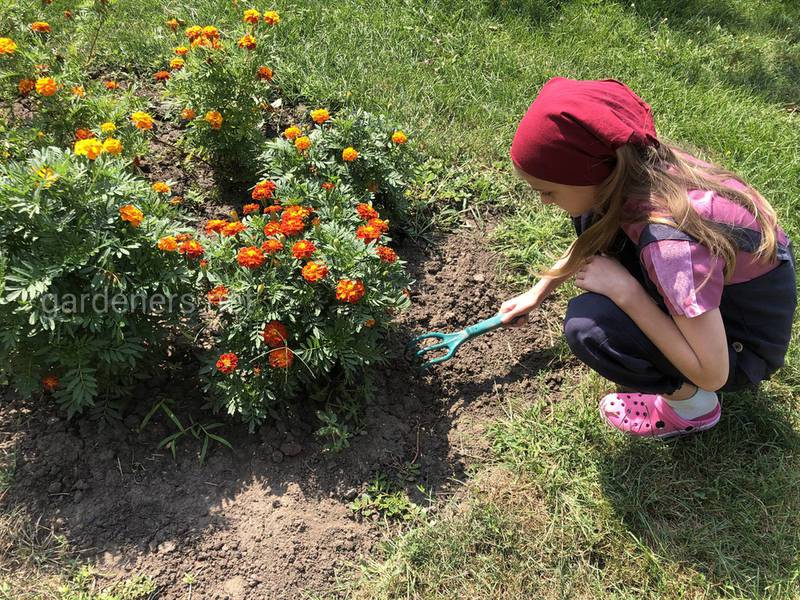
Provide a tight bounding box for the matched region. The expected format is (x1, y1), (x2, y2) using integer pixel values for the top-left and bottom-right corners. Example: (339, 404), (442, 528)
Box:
(407, 313), (506, 369)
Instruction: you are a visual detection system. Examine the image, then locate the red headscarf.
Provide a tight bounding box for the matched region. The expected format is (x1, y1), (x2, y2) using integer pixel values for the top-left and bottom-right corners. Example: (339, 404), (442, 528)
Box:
(510, 77), (659, 186)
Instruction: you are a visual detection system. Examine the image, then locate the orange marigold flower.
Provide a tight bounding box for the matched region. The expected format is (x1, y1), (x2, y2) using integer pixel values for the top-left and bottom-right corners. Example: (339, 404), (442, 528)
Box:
(321, 181), (335, 191)
(152, 181), (170, 194)
(18, 79), (35, 96)
(216, 352), (238, 374)
(257, 65), (274, 81)
(283, 205), (312, 220)
(154, 70), (171, 81)
(244, 8), (261, 23)
(169, 57), (185, 70)
(291, 239), (316, 260)
(35, 77), (57, 97)
(391, 130), (408, 144)
(302, 261), (328, 283)
(222, 221), (247, 237)
(205, 219), (228, 234)
(336, 279), (366, 303)
(119, 204), (144, 228)
(175, 233), (193, 242)
(261, 238), (284, 254)
(268, 347), (293, 369)
(243, 203), (260, 215)
(202, 25), (220, 39)
(238, 34), (256, 50)
(30, 21), (51, 33)
(166, 18), (180, 31)
(102, 138), (123, 155)
(199, 259), (209, 268)
(294, 136), (311, 152)
(75, 128), (94, 140)
(368, 217), (389, 233)
(251, 179), (276, 201)
(104, 80), (119, 90)
(74, 138), (104, 160)
(131, 111), (154, 130)
(179, 239), (204, 259)
(207, 285), (228, 305)
(283, 125), (301, 140)
(185, 25), (202, 40)
(342, 147), (359, 162)
(364, 318), (376, 328)
(237, 246), (265, 269)
(71, 85), (85, 97)
(376, 245), (398, 263)
(42, 374), (59, 391)
(205, 110), (223, 129)
(262, 320), (288, 347)
(356, 203), (379, 220)
(311, 108), (330, 124)
(263, 11), (280, 25)
(175, 46), (189, 56)
(157, 236), (178, 251)
(181, 107), (196, 120)
(0, 38), (17, 55)
(280, 217), (305, 237)
(356, 224), (381, 243)
(263, 221), (282, 237)
(263, 205), (283, 215)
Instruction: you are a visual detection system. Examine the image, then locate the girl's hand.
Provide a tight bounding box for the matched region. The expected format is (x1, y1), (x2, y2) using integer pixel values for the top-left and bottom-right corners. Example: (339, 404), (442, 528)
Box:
(574, 254), (641, 305)
(498, 288), (539, 327)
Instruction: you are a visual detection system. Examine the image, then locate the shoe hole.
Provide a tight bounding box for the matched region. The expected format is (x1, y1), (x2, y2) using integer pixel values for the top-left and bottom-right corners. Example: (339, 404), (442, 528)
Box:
(655, 420), (665, 429)
(624, 418), (628, 423)
(636, 411), (639, 415)
(645, 423), (650, 428)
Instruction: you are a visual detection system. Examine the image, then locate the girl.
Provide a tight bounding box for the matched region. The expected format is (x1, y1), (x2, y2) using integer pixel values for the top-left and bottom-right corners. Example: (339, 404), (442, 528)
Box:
(498, 77), (796, 439)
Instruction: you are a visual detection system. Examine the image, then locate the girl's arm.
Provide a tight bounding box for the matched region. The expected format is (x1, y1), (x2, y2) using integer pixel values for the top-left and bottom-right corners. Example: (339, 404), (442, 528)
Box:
(499, 255), (571, 324)
(617, 285), (730, 390)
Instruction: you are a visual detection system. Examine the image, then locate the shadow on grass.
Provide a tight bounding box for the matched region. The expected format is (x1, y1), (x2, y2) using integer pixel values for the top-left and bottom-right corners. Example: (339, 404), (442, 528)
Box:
(597, 386), (800, 596)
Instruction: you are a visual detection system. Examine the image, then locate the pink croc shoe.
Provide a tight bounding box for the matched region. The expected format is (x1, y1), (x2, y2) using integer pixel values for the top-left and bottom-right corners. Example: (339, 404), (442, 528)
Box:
(599, 392), (721, 439)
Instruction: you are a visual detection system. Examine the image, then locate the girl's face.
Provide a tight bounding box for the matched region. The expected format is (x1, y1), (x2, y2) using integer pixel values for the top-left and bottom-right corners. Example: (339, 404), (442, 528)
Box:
(513, 165), (599, 217)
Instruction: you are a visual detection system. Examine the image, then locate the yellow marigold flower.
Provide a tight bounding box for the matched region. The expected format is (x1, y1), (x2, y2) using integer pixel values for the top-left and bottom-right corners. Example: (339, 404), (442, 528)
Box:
(18, 79), (35, 96)
(152, 182), (170, 194)
(131, 111), (154, 130)
(157, 236), (178, 251)
(391, 130), (408, 144)
(243, 9), (261, 24)
(102, 138), (123, 156)
(166, 18), (179, 31)
(34, 166), (59, 188)
(311, 109), (330, 125)
(237, 34), (256, 50)
(283, 125), (301, 140)
(71, 85), (86, 97)
(100, 122), (116, 134)
(0, 38), (17, 55)
(119, 204), (143, 228)
(342, 147), (359, 162)
(35, 78), (58, 97)
(205, 110), (223, 129)
(169, 57), (184, 70)
(181, 107), (196, 120)
(74, 138), (104, 160)
(256, 65), (273, 81)
(175, 46), (189, 56)
(294, 136), (311, 152)
(201, 26), (219, 40)
(263, 11), (280, 25)
(185, 25), (202, 40)
(30, 21), (51, 33)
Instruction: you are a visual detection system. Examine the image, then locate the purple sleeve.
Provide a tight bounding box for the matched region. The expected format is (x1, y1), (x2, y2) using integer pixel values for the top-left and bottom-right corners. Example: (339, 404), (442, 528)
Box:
(640, 240), (725, 318)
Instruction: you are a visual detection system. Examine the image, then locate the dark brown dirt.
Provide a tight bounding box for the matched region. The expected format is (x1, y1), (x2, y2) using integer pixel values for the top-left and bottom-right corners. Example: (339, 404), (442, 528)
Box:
(0, 217), (571, 598)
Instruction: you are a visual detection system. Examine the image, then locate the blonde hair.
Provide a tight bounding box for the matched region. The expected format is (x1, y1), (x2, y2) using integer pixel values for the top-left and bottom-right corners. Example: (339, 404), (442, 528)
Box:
(544, 142), (780, 284)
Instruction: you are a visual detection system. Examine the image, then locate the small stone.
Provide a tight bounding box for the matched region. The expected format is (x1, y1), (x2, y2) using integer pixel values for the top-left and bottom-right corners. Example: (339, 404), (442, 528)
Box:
(279, 441), (302, 457)
(343, 488), (358, 501)
(158, 540), (176, 554)
(271, 450), (284, 463)
(471, 273), (485, 282)
(272, 499), (282, 509)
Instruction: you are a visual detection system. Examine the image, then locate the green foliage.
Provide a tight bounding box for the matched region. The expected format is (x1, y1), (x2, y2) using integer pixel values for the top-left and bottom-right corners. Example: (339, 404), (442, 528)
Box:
(0, 147), (196, 416)
(350, 473), (428, 523)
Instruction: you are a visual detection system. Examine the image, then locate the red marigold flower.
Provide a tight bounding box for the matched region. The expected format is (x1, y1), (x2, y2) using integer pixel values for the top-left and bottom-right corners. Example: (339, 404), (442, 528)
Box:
(119, 204), (143, 227)
(376, 245), (398, 263)
(302, 261), (328, 283)
(368, 217), (389, 233)
(356, 203), (379, 221)
(261, 238), (284, 254)
(262, 320), (288, 347)
(154, 70), (171, 81)
(75, 128), (95, 140)
(356, 225), (381, 243)
(179, 239), (204, 259)
(321, 181), (335, 191)
(263, 222), (282, 237)
(18, 79), (35, 96)
(242, 203), (260, 215)
(221, 221), (247, 237)
(207, 285), (228, 305)
(342, 147), (359, 162)
(268, 347), (293, 369)
(257, 65), (274, 81)
(205, 219), (228, 234)
(237, 246), (265, 269)
(243, 9), (261, 24)
(41, 374), (59, 391)
(280, 217), (305, 237)
(263, 205), (283, 215)
(336, 279), (366, 303)
(251, 179), (276, 201)
(157, 236), (178, 252)
(291, 239), (316, 260)
(199, 259), (209, 269)
(216, 352), (238, 374)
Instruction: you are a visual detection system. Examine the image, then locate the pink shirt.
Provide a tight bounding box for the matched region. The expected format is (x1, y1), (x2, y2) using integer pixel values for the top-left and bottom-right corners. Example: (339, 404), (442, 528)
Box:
(621, 179), (790, 318)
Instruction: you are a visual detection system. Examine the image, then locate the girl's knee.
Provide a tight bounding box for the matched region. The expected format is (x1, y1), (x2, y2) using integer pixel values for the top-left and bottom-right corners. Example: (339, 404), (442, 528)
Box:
(563, 292), (620, 352)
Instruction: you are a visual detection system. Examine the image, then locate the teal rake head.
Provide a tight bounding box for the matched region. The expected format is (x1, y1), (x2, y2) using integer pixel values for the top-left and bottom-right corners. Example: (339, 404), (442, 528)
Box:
(405, 313), (507, 370)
